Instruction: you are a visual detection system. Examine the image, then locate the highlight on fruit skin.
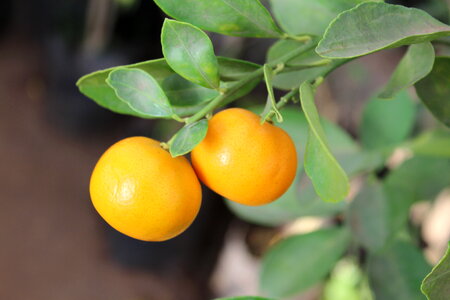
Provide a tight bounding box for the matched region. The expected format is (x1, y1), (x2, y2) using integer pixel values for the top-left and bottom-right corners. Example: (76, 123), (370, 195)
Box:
(191, 108), (298, 206)
(89, 136), (202, 242)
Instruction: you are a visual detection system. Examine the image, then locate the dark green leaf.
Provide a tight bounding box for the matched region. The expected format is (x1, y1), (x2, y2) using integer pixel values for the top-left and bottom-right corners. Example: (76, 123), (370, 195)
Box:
(270, 0), (364, 36)
(168, 120), (208, 157)
(379, 42), (435, 99)
(106, 68), (173, 117)
(421, 243), (450, 300)
(162, 19), (220, 89)
(267, 40), (346, 90)
(217, 57), (260, 81)
(360, 91), (416, 150)
(317, 2), (450, 58)
(76, 59), (174, 117)
(368, 241), (430, 300)
(300, 82), (350, 202)
(154, 0), (282, 38)
(260, 227), (350, 297)
(415, 56), (450, 127)
(409, 129), (450, 157)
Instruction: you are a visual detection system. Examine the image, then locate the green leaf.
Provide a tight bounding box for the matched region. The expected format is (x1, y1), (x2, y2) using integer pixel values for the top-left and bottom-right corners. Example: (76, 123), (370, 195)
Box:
(316, 2), (450, 59)
(409, 129), (450, 157)
(267, 40), (346, 90)
(161, 74), (219, 107)
(76, 59), (174, 117)
(421, 243), (450, 300)
(260, 227), (350, 298)
(360, 91), (416, 150)
(347, 179), (390, 252)
(106, 68), (173, 118)
(161, 19), (220, 89)
(300, 82), (350, 203)
(154, 0), (282, 38)
(168, 120), (208, 157)
(415, 56), (450, 127)
(217, 57), (261, 81)
(379, 42), (435, 99)
(368, 241), (430, 300)
(270, 0), (364, 36)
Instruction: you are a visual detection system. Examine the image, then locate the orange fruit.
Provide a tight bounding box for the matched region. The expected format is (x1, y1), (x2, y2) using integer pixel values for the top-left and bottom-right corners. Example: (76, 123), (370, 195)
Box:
(89, 137), (201, 241)
(191, 108), (297, 206)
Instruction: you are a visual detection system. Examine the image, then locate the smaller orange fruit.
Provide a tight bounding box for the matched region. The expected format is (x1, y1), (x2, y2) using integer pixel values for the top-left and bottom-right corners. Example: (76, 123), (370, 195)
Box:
(90, 137), (201, 241)
(191, 108), (297, 206)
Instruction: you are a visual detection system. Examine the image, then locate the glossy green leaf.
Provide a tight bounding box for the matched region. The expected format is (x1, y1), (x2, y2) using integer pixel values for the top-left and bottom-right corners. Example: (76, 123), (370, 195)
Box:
(217, 57), (260, 80)
(106, 68), (173, 118)
(409, 129), (450, 157)
(267, 40), (346, 90)
(317, 2), (450, 58)
(76, 59), (174, 117)
(360, 91), (416, 150)
(162, 19), (220, 89)
(368, 241), (430, 300)
(415, 56), (450, 127)
(154, 0), (282, 38)
(270, 0), (364, 36)
(379, 42), (435, 99)
(260, 227), (350, 298)
(168, 120), (208, 157)
(300, 82), (349, 202)
(421, 243), (450, 300)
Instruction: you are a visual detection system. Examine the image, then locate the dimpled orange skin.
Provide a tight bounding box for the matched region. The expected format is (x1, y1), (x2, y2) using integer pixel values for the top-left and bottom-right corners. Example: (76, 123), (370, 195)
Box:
(89, 137), (201, 242)
(191, 108), (297, 206)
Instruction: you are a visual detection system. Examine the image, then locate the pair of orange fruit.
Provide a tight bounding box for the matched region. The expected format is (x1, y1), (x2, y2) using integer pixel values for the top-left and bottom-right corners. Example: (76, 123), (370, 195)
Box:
(90, 108), (297, 241)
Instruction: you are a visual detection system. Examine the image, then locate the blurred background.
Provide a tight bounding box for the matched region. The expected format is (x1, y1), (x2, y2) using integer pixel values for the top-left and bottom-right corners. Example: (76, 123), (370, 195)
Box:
(0, 0), (449, 299)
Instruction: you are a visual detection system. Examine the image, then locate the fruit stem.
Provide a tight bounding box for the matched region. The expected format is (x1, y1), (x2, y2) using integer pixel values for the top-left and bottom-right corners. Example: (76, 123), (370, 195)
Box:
(185, 41), (315, 125)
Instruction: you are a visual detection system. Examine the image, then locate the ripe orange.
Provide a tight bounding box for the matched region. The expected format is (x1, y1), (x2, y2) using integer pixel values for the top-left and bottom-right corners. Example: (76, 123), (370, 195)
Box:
(89, 137), (202, 241)
(191, 108), (297, 206)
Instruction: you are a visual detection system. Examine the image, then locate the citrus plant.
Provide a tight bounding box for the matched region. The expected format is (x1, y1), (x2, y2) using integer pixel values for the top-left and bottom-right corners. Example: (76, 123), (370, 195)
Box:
(77, 0), (450, 299)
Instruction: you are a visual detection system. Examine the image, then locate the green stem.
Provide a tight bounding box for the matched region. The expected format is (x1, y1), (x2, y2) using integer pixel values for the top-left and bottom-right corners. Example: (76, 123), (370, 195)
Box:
(185, 40), (315, 125)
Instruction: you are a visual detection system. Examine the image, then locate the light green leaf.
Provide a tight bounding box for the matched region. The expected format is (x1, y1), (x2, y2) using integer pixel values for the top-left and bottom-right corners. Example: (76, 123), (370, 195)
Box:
(76, 59), (174, 117)
(317, 2), (450, 58)
(162, 19), (220, 89)
(154, 0), (282, 38)
(168, 120), (208, 157)
(379, 42), (435, 99)
(300, 82), (349, 202)
(415, 56), (450, 127)
(409, 129), (450, 157)
(360, 91), (416, 150)
(267, 40), (346, 90)
(421, 243), (450, 300)
(106, 68), (173, 118)
(217, 57), (261, 80)
(260, 227), (350, 298)
(270, 0), (364, 36)
(368, 241), (430, 300)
